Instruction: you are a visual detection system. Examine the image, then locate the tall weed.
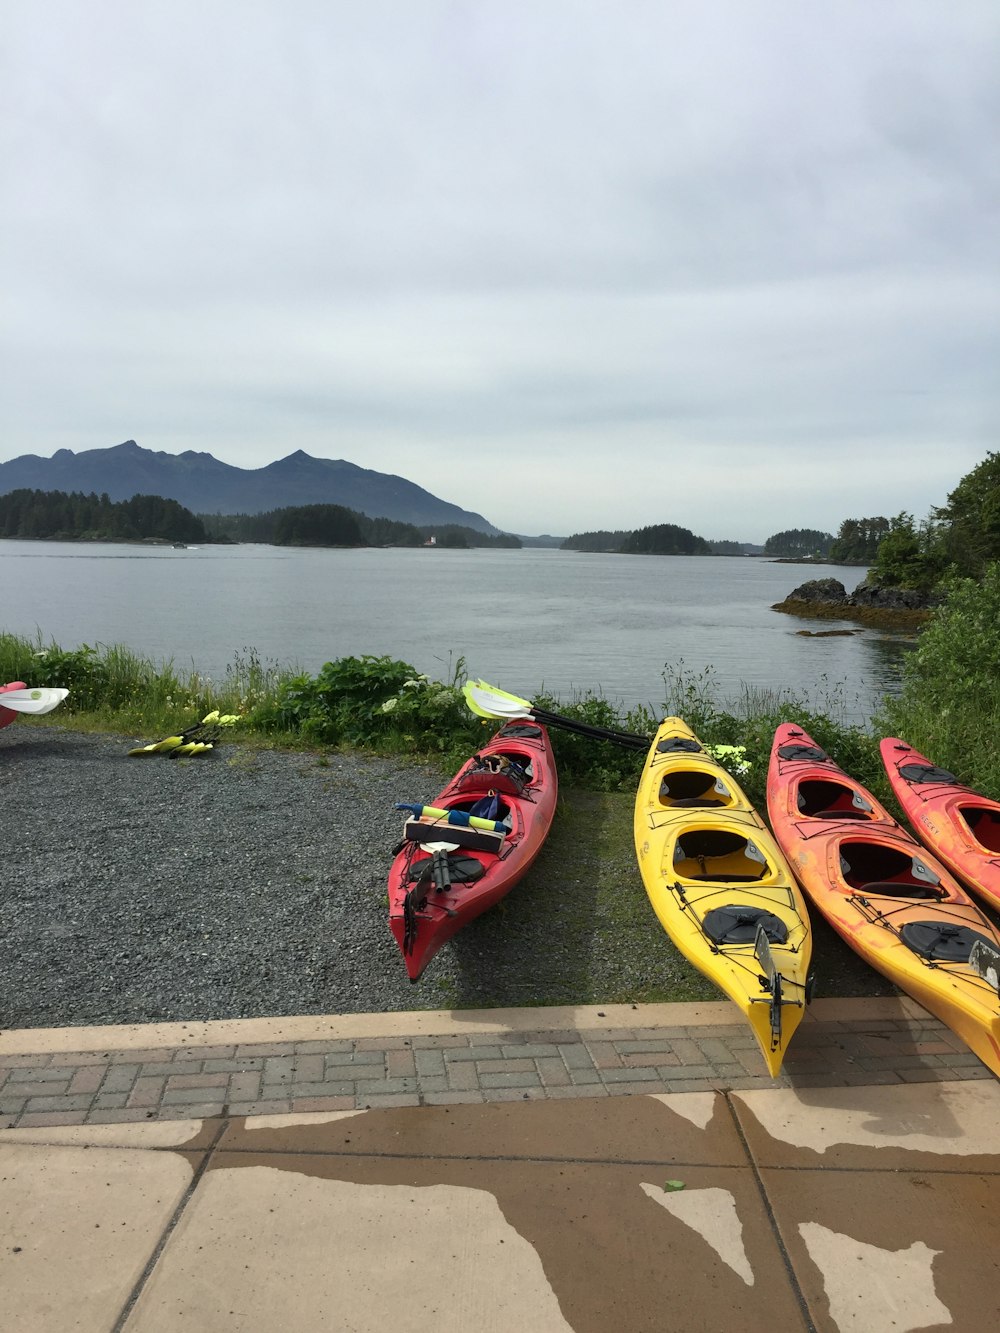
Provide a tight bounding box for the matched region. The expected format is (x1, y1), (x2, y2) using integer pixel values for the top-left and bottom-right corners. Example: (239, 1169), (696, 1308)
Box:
(5, 631), (899, 801)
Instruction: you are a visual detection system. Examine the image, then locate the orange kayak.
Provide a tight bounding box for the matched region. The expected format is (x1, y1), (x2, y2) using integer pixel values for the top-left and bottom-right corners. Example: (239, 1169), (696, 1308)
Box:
(881, 738), (1000, 915)
(767, 722), (1000, 1076)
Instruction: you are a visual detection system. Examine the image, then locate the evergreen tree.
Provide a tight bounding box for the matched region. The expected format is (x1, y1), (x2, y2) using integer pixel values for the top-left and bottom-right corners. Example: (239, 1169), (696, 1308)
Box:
(934, 451), (1000, 578)
(828, 516), (890, 564)
(619, 523), (710, 555)
(764, 528), (834, 558)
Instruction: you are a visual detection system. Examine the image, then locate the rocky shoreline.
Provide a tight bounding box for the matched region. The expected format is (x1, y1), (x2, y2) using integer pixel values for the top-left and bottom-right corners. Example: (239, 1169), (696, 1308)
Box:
(772, 577), (937, 632)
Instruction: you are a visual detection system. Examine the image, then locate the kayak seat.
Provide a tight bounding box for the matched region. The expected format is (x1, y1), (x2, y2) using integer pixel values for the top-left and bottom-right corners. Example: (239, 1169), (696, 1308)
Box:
(672, 829), (770, 883)
(839, 842), (941, 894)
(961, 806), (1000, 853)
(856, 880), (947, 901)
(797, 780), (873, 820)
(686, 873), (767, 882)
(659, 771), (730, 807)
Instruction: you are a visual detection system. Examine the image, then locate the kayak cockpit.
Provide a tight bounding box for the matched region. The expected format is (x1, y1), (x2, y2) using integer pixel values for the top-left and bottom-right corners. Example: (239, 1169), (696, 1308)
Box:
(959, 805), (1000, 853)
(796, 779), (874, 820)
(838, 840), (948, 899)
(446, 793), (513, 831)
(456, 750), (533, 797)
(657, 768), (736, 809)
(670, 828), (771, 882)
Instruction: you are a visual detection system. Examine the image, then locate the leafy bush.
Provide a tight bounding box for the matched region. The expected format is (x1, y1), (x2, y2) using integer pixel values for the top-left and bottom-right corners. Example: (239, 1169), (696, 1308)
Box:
(6, 631), (899, 807)
(25, 644), (111, 712)
(878, 562), (1000, 795)
(250, 653), (483, 754)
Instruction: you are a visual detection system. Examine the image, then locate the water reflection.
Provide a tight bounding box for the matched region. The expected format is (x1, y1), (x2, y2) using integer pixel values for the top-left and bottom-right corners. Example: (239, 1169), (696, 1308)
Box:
(0, 543), (918, 729)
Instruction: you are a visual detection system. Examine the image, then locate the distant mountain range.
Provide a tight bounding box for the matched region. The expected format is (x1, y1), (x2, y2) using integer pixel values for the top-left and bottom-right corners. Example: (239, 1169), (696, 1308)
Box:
(0, 441), (500, 534)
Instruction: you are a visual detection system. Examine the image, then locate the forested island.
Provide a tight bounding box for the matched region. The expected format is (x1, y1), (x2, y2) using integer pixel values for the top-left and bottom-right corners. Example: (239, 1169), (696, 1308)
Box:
(0, 490), (206, 544)
(562, 523), (711, 554)
(0, 489), (519, 549)
(3, 449), (998, 591)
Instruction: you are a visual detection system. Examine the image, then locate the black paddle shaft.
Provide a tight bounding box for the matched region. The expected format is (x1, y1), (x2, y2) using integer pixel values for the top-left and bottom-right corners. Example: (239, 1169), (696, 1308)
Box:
(530, 706), (650, 751)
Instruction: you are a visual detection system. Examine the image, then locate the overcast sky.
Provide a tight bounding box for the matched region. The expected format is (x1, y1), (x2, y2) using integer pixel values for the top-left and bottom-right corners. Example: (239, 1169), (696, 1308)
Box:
(2, 2), (998, 540)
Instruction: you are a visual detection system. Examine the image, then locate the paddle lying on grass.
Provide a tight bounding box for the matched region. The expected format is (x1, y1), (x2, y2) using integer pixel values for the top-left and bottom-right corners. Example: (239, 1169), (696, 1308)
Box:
(0, 686), (70, 715)
(463, 679), (651, 751)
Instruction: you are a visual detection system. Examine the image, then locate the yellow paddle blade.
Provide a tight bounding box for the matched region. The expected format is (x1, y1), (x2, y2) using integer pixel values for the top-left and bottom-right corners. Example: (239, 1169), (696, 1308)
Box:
(200, 710), (220, 725)
(217, 714), (240, 726)
(127, 742), (161, 756)
(151, 735), (185, 753)
(170, 740), (209, 756)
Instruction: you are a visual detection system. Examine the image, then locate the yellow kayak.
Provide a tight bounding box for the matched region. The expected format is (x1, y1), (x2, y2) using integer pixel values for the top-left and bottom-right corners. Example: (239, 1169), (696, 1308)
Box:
(633, 717), (813, 1076)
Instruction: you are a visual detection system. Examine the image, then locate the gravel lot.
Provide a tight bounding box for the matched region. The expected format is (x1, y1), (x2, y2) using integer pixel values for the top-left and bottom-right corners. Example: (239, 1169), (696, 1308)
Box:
(1, 725), (459, 1029)
(2, 724), (897, 1032)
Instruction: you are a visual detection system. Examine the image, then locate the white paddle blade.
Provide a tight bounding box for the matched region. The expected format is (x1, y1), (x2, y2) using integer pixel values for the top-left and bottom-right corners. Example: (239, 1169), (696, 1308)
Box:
(463, 683), (531, 719)
(0, 687), (69, 715)
(473, 679), (536, 710)
(462, 683), (501, 719)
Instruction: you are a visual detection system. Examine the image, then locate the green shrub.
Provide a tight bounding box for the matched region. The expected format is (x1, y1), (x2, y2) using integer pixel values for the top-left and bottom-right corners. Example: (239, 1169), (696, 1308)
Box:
(5, 630), (899, 804)
(878, 562), (1000, 795)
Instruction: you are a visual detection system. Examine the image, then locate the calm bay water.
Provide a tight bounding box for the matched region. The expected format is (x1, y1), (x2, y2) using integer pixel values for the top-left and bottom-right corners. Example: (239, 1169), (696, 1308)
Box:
(0, 542), (911, 723)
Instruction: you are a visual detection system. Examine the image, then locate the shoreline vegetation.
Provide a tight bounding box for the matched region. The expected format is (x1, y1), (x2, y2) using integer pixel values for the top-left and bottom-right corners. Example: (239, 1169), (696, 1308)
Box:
(4, 553), (999, 807)
(6, 558), (1000, 1009)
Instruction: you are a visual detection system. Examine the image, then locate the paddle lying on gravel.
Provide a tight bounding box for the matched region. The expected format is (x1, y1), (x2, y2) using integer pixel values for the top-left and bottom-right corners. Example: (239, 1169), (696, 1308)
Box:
(128, 710), (240, 757)
(463, 679), (651, 751)
(0, 686), (70, 715)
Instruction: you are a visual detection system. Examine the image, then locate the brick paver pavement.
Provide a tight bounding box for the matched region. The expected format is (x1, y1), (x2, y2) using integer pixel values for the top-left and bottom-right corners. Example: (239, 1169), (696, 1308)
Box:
(1, 998), (993, 1129)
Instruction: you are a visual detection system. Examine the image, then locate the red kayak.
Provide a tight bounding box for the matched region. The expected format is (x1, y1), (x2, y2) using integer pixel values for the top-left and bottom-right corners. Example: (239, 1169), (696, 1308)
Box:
(881, 738), (1000, 915)
(387, 721), (558, 980)
(1, 682), (28, 730)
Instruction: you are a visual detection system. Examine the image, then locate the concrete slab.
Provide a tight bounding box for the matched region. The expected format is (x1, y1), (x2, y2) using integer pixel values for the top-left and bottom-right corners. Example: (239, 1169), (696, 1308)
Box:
(124, 1155), (805, 1333)
(217, 1090), (747, 1167)
(732, 1079), (1000, 1170)
(761, 1168), (1000, 1332)
(0, 1142), (201, 1333)
(0, 1120), (216, 1150)
(2, 988), (995, 1333)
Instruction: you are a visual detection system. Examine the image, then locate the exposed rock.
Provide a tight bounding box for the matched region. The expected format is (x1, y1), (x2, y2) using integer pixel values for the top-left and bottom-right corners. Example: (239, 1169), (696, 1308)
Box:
(772, 575), (936, 632)
(786, 578), (848, 604)
(849, 583), (939, 611)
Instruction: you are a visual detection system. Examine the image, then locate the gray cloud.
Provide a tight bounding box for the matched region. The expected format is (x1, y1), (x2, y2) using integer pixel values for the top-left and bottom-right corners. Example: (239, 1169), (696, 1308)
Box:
(2, 0), (998, 538)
